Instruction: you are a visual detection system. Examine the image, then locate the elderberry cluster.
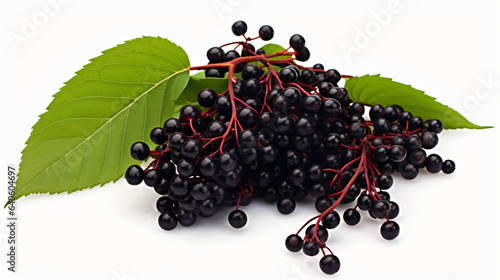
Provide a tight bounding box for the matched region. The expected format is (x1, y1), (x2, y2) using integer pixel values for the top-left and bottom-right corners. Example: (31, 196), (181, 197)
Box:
(124, 21), (455, 275)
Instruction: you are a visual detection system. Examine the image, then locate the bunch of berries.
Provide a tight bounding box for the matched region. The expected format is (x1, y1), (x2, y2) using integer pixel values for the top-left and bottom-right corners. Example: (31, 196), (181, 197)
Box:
(125, 21), (455, 275)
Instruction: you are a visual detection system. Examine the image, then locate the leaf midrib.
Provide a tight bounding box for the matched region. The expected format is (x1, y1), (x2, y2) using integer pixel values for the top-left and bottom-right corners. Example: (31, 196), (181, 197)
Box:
(18, 67), (190, 195)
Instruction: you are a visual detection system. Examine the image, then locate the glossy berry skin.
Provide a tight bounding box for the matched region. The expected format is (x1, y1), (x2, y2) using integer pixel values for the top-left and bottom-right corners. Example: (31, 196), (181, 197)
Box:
(406, 135), (422, 150)
(322, 211), (341, 229)
(388, 145), (407, 162)
(421, 131), (439, 149)
(302, 241), (320, 257)
(277, 197), (296, 215)
(178, 210), (197, 227)
(241, 43), (256, 57)
(388, 201), (400, 219)
(315, 196), (333, 213)
(215, 95), (232, 116)
(156, 196), (174, 214)
(158, 212), (177, 231)
(374, 118), (391, 134)
(179, 105), (201, 122)
(426, 154), (443, 173)
(371, 200), (390, 218)
(177, 159), (195, 178)
(206, 47), (225, 63)
(295, 117), (314, 136)
(442, 160), (456, 174)
(408, 149), (427, 168)
(348, 122), (367, 139)
(380, 221), (400, 240)
(383, 106), (399, 122)
(357, 193), (373, 211)
(369, 104), (384, 121)
(181, 139), (203, 160)
(400, 162), (419, 179)
(197, 88), (217, 108)
(426, 119), (444, 134)
(163, 118), (182, 135)
(130, 142), (150, 161)
(285, 234), (304, 252)
(168, 132), (187, 152)
(259, 25), (274, 40)
(408, 117), (424, 131)
(376, 174), (393, 190)
(125, 165), (144, 185)
(150, 127), (167, 145)
(343, 208), (361, 225)
(319, 255), (341, 275)
(231, 20), (247, 36)
(244, 78), (262, 96)
(241, 64), (261, 80)
(228, 210), (247, 229)
(197, 156), (217, 177)
(289, 34), (305, 50)
(279, 67), (298, 83)
(295, 47), (310, 62)
(305, 225), (329, 242)
(374, 146), (389, 163)
(144, 169), (162, 187)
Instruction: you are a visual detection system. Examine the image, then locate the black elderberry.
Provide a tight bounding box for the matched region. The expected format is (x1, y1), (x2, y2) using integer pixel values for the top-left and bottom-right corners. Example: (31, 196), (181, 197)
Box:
(374, 118), (391, 134)
(295, 47), (310, 62)
(130, 141), (150, 161)
(388, 201), (400, 219)
(326, 69), (341, 84)
(421, 131), (439, 149)
(426, 154), (443, 173)
(197, 198), (217, 217)
(357, 193), (373, 211)
(442, 160), (456, 174)
(380, 221), (400, 240)
(388, 145), (407, 162)
(348, 122), (367, 139)
(305, 224), (329, 242)
(369, 104), (384, 121)
(376, 174), (393, 190)
(302, 240), (320, 257)
(156, 196), (175, 214)
(125, 165), (144, 185)
(158, 212), (177, 231)
(177, 158), (195, 178)
(231, 20), (247, 36)
(322, 211), (341, 229)
(258, 25), (274, 40)
(371, 200), (390, 218)
(400, 161), (419, 179)
(277, 197), (296, 215)
(426, 119), (444, 134)
(289, 34), (306, 50)
(181, 139), (203, 160)
(206, 46), (225, 63)
(319, 255), (341, 275)
(215, 95), (232, 116)
(228, 210), (247, 229)
(343, 208), (361, 225)
(197, 88), (217, 108)
(163, 118), (182, 135)
(315, 196), (333, 213)
(285, 234), (303, 252)
(178, 210), (197, 227)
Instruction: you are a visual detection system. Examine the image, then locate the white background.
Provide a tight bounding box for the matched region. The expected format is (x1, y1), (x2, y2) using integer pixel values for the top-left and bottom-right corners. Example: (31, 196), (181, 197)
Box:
(1, 0), (500, 279)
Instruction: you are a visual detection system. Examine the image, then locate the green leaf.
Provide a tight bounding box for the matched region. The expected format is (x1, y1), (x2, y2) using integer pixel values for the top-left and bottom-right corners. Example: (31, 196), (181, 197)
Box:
(173, 74), (228, 116)
(345, 75), (492, 130)
(13, 36), (190, 203)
